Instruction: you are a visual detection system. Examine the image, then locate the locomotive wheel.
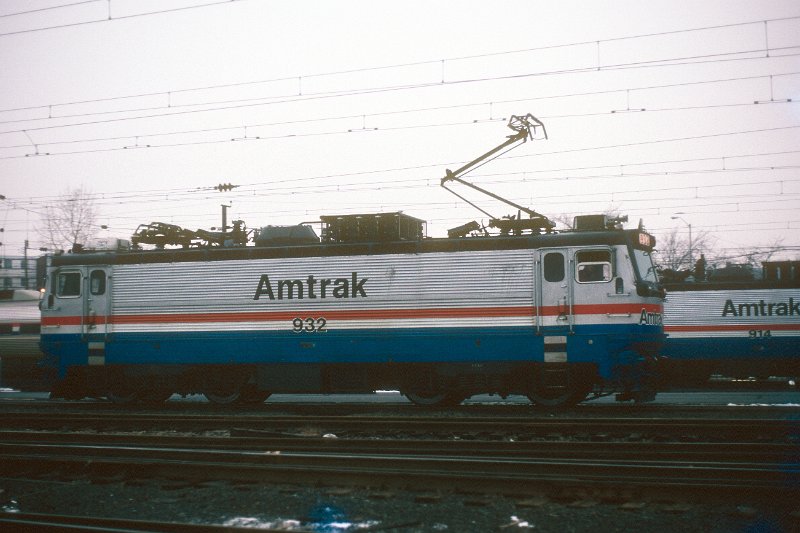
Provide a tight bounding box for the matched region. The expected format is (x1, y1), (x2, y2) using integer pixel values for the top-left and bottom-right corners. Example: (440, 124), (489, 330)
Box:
(204, 387), (242, 405)
(527, 386), (589, 407)
(404, 391), (464, 407)
(203, 369), (250, 404)
(527, 365), (593, 408)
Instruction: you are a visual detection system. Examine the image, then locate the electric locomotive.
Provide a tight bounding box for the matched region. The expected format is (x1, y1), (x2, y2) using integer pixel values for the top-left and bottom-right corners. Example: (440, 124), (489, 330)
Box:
(661, 261), (800, 385)
(38, 115), (665, 406)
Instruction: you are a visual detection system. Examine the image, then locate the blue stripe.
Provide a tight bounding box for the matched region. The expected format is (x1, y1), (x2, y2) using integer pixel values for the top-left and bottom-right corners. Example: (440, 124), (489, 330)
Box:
(42, 324), (662, 379)
(662, 337), (800, 361)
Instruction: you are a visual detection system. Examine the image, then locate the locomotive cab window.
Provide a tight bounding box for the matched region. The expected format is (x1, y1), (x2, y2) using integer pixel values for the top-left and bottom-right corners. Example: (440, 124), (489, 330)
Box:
(90, 270), (106, 295)
(632, 249), (658, 284)
(543, 252), (565, 282)
(576, 250), (612, 283)
(56, 271), (81, 297)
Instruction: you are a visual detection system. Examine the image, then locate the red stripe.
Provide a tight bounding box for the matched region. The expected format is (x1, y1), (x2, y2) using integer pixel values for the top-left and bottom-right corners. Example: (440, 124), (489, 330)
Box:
(665, 324), (800, 332)
(110, 306), (534, 324)
(42, 316), (83, 326)
(572, 303), (662, 315)
(42, 303), (661, 327)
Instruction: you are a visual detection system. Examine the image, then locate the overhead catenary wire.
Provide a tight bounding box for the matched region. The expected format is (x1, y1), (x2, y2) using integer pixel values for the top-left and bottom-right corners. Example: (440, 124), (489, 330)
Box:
(2, 50), (798, 138)
(0, 99), (795, 158)
(1, 13), (797, 114)
(0, 0), (245, 38)
(2, 8), (798, 258)
(1, 70), (797, 153)
(0, 0), (103, 18)
(6, 147), (799, 206)
(7, 172), (800, 230)
(2, 118), (797, 163)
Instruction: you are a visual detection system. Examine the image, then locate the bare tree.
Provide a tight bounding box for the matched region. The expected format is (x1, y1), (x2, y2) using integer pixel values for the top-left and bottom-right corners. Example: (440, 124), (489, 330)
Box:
(38, 186), (98, 252)
(657, 228), (685, 272)
(716, 237), (787, 271)
(656, 226), (714, 272)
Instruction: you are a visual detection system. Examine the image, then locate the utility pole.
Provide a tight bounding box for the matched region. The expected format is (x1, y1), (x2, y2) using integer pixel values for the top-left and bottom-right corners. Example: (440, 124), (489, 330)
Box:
(221, 204), (231, 237)
(23, 240), (29, 289)
(671, 215), (693, 268)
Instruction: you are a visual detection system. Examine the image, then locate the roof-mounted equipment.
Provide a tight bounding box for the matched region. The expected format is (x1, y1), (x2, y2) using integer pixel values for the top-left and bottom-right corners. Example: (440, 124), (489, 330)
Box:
(320, 212), (425, 244)
(573, 214), (629, 232)
(441, 114), (555, 236)
(131, 220), (249, 249)
(255, 225), (319, 246)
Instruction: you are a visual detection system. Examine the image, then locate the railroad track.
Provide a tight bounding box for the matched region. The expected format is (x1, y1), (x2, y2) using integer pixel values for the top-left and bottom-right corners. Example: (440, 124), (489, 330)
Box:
(0, 512), (265, 533)
(1, 405), (797, 509)
(0, 429), (798, 502)
(0, 429), (797, 461)
(3, 396), (798, 419)
(1, 411), (798, 443)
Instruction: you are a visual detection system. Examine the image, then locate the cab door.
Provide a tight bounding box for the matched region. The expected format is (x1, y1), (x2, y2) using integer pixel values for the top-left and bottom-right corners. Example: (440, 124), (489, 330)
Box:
(44, 267), (110, 338)
(43, 268), (84, 330)
(536, 249), (573, 335)
(83, 269), (110, 336)
(83, 268), (110, 366)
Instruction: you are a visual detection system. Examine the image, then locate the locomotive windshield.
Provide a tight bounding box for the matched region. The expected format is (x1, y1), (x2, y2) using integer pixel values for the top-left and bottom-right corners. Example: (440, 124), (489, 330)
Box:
(633, 249), (658, 284)
(628, 231), (661, 299)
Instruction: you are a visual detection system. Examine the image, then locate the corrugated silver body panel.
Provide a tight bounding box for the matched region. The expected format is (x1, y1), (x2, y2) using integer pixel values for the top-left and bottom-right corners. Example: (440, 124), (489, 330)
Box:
(0, 299), (40, 323)
(111, 249), (537, 332)
(664, 288), (800, 338)
(0, 299), (41, 361)
(114, 250), (533, 306)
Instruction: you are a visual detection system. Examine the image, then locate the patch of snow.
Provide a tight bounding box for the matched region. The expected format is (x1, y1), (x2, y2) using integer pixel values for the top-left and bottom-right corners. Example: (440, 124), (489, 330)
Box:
(727, 403), (800, 407)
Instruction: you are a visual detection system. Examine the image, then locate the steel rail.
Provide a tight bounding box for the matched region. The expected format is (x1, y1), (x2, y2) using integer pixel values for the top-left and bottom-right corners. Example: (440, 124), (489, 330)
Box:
(1, 412), (798, 440)
(0, 440), (797, 500)
(0, 430), (797, 463)
(0, 511), (289, 532)
(0, 398), (796, 412)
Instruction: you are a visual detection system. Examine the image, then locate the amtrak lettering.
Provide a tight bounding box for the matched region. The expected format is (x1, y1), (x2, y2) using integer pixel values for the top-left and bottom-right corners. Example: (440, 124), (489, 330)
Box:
(639, 309), (663, 326)
(722, 298), (800, 317)
(254, 272), (368, 300)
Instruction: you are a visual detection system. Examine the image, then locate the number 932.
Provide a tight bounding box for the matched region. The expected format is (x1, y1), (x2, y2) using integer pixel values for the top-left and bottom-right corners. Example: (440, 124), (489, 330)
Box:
(292, 317), (327, 333)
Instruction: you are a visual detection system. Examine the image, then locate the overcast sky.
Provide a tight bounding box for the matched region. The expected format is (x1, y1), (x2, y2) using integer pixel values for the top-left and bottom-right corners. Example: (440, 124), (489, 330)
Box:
(1, 0), (799, 265)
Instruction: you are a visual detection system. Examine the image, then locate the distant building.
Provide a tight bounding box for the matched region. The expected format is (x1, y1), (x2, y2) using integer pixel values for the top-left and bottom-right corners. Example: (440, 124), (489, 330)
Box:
(0, 256), (39, 290)
(763, 260), (800, 283)
(707, 262), (756, 282)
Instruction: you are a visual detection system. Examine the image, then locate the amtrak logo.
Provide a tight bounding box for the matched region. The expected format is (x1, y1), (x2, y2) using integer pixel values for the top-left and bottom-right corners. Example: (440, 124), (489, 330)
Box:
(254, 272), (368, 300)
(722, 298), (799, 317)
(639, 309), (662, 325)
